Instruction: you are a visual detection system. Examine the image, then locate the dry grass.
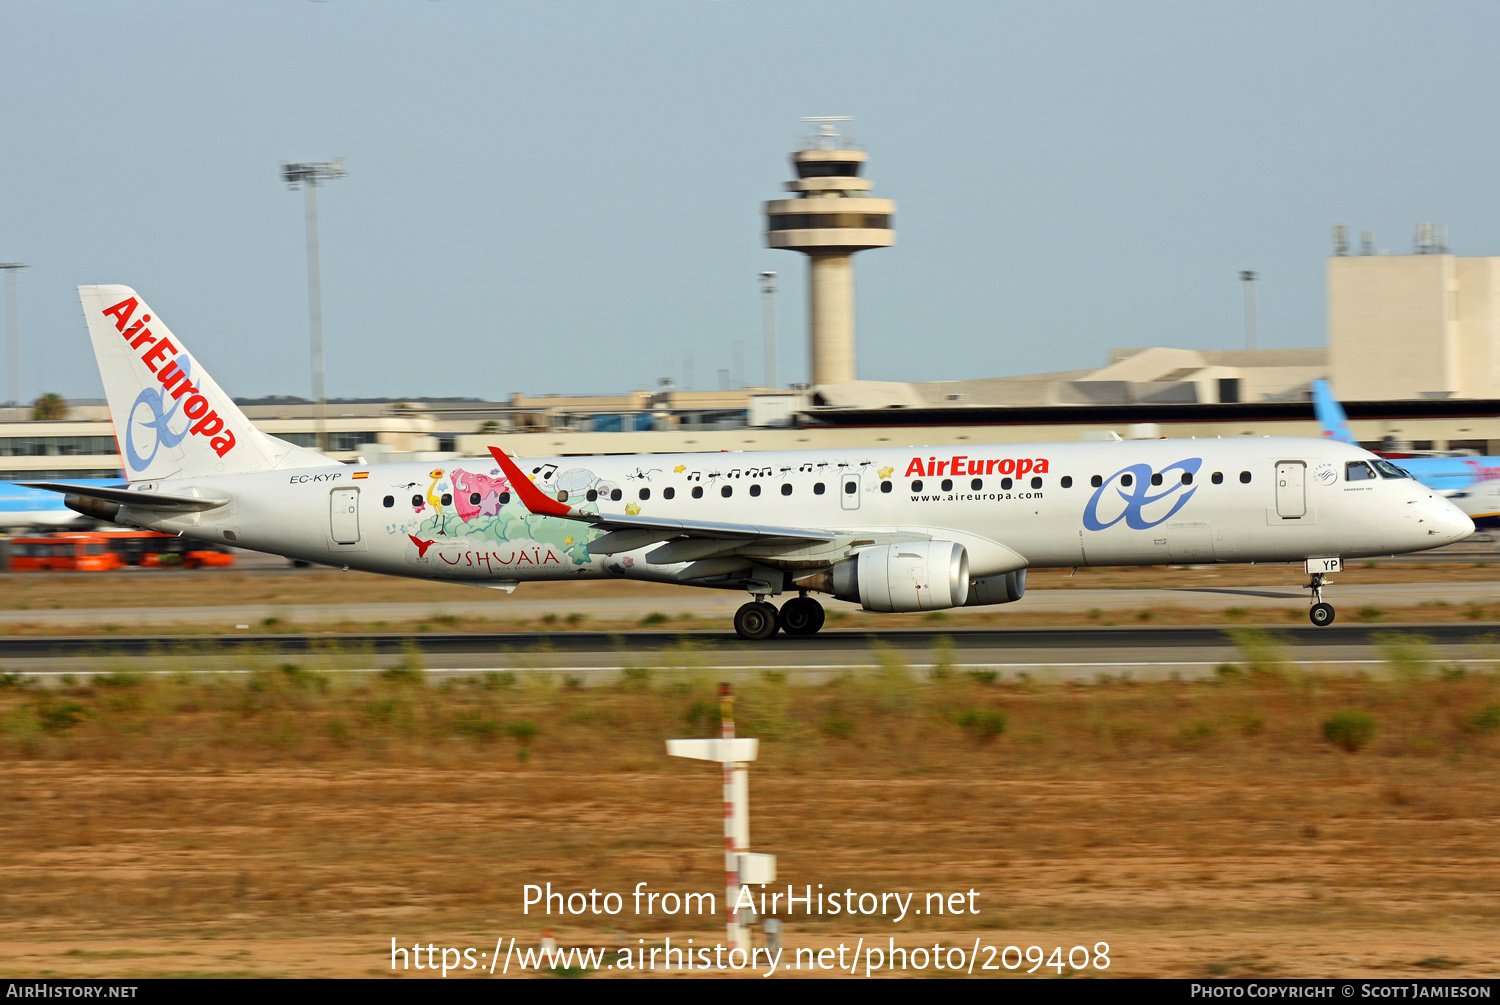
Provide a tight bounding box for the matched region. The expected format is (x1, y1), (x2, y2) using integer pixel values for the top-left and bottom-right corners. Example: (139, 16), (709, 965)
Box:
(2, 653), (1499, 977)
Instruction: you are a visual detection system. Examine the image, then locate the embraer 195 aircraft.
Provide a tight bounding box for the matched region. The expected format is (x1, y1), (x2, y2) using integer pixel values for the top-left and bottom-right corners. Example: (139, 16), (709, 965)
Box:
(26, 286), (1474, 638)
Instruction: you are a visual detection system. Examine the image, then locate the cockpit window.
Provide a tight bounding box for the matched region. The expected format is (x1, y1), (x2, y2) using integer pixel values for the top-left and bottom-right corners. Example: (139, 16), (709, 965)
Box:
(1371, 459), (1412, 479)
(1345, 461), (1375, 481)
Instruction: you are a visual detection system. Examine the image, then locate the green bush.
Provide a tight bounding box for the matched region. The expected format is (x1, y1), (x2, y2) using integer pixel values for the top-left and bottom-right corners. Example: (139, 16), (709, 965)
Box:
(1322, 709), (1376, 752)
(955, 707), (1008, 739)
(1468, 705), (1500, 736)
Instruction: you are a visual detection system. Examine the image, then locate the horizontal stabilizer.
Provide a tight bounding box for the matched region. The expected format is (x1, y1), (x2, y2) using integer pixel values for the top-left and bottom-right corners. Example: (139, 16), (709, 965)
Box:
(19, 482), (228, 512)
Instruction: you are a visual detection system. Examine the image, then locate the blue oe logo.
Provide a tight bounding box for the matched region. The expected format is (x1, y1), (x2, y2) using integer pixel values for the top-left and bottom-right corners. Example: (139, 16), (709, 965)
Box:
(1082, 458), (1203, 531)
(124, 354), (193, 473)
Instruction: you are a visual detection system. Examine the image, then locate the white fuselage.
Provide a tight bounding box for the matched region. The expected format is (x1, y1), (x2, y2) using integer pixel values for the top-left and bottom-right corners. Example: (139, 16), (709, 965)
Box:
(116, 437), (1472, 593)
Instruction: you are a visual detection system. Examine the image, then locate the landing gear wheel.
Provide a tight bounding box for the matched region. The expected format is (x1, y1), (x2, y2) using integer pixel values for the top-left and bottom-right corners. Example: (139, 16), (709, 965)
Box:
(779, 596), (825, 636)
(1310, 602), (1336, 627)
(734, 601), (780, 641)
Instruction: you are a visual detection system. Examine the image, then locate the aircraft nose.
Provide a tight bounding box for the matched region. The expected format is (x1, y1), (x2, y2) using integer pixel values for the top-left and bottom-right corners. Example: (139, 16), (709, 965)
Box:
(1427, 496), (1475, 543)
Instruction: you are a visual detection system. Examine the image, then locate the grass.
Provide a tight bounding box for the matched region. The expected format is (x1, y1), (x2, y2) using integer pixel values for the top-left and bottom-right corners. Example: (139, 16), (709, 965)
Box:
(0, 654), (1498, 978)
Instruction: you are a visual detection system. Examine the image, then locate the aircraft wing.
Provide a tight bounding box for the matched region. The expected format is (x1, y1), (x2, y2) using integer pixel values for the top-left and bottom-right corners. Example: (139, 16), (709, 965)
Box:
(18, 482), (229, 513)
(487, 446), (837, 556)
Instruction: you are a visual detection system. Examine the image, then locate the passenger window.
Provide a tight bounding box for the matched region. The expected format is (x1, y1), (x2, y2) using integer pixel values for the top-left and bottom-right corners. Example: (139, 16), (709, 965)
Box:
(1181, 473), (1193, 485)
(880, 480), (892, 493)
(1090, 475), (1102, 487)
(691, 486), (703, 499)
(970, 478), (982, 490)
(440, 493), (453, 506)
(1346, 461), (1374, 481)
(554, 491), (567, 503)
(411, 494), (423, 507)
(721, 485), (732, 498)
(1211, 472), (1223, 485)
(1001, 478), (1013, 490)
(750, 484), (761, 497)
(639, 488), (650, 500)
(941, 478), (953, 492)
(1030, 477), (1042, 489)
(664, 487), (675, 500)
(1061, 476), (1073, 488)
(498, 491), (511, 504)
(469, 492), (481, 505)
(781, 483), (792, 496)
(814, 482), (825, 495)
(611, 489), (622, 501)
(1239, 471), (1251, 484)
(1151, 473), (1162, 486)
(1121, 474), (1134, 487)
(911, 480), (923, 492)
(586, 489), (598, 502)
(383, 495), (394, 508)
(844, 481), (857, 494)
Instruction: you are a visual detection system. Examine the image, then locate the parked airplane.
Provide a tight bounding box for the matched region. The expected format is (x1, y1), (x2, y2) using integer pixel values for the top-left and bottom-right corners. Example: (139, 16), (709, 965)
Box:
(1312, 379), (1500, 528)
(0, 476), (124, 530)
(23, 287), (1474, 636)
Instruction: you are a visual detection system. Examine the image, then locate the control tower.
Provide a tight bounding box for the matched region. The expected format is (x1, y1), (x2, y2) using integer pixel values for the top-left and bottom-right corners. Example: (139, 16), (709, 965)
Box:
(764, 118), (895, 386)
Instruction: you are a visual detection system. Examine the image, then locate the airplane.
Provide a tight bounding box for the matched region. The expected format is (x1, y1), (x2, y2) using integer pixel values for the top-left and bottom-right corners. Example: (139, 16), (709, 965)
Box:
(1311, 379), (1500, 529)
(0, 476), (125, 530)
(22, 286), (1474, 638)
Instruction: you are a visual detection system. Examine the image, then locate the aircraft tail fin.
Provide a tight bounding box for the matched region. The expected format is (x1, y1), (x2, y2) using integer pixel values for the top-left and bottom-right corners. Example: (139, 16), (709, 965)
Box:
(1311, 380), (1357, 446)
(78, 285), (335, 482)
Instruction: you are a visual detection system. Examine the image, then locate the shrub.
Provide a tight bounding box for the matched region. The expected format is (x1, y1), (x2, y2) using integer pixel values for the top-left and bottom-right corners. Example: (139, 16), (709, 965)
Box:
(955, 708), (1007, 739)
(505, 720), (539, 745)
(1469, 705), (1500, 736)
(1322, 709), (1376, 752)
(638, 612), (669, 626)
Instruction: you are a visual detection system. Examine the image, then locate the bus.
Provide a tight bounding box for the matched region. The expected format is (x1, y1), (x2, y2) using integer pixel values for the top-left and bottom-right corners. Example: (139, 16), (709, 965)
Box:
(1, 531), (235, 571)
(4, 534), (124, 572)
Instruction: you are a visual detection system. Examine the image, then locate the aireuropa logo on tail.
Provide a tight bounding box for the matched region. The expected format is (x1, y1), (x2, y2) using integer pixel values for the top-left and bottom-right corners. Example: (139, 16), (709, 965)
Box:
(101, 298), (237, 472)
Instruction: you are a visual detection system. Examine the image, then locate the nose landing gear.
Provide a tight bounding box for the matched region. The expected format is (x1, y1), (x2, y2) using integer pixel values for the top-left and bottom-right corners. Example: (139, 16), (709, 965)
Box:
(1307, 572), (1336, 627)
(733, 592), (827, 640)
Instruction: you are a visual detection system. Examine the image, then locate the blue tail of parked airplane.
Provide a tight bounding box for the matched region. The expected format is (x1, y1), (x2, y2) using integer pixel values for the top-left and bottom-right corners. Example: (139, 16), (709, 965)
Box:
(1311, 380), (1357, 446)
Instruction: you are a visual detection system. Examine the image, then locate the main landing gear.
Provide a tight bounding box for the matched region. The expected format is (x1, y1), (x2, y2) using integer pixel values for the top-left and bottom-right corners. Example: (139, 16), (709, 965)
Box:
(1307, 572), (1335, 627)
(733, 592), (826, 641)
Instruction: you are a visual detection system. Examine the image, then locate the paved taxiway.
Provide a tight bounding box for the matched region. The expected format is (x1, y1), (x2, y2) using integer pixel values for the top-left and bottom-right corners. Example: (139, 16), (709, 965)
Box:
(7, 623), (1499, 682)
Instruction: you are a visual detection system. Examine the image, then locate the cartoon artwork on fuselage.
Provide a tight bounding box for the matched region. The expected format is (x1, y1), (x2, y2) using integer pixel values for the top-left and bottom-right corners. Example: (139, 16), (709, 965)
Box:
(391, 464), (608, 575)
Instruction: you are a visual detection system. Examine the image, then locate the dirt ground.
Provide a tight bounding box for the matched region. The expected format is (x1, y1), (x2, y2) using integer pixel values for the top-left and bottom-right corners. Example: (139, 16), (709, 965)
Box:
(1, 669), (1497, 979)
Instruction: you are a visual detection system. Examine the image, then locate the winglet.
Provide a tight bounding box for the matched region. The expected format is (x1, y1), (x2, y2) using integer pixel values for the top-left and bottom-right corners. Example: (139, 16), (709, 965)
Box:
(488, 446), (572, 517)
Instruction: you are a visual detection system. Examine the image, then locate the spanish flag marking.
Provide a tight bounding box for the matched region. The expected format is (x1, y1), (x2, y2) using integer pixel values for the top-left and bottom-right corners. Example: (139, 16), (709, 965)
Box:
(352, 471), (369, 480)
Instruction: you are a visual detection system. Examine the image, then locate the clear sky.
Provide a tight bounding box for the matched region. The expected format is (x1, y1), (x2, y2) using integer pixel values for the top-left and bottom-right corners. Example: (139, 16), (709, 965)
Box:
(3, 2), (1497, 403)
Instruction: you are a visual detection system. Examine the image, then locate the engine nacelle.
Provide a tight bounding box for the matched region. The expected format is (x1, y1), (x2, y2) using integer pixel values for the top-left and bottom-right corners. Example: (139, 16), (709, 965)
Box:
(966, 568), (1027, 606)
(831, 542), (970, 613)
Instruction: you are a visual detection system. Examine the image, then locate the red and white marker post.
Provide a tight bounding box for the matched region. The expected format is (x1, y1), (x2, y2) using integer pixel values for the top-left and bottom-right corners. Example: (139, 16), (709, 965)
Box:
(667, 682), (776, 957)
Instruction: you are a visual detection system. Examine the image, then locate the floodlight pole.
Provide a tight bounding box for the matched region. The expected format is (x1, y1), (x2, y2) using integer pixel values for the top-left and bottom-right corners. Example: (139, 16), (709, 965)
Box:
(1240, 270), (1258, 351)
(760, 271), (778, 389)
(282, 160), (346, 453)
(0, 263), (26, 408)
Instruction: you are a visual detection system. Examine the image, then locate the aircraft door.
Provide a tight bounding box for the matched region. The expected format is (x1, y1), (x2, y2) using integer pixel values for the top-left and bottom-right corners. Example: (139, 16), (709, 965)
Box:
(330, 487), (361, 544)
(1275, 461), (1306, 519)
(840, 473), (861, 510)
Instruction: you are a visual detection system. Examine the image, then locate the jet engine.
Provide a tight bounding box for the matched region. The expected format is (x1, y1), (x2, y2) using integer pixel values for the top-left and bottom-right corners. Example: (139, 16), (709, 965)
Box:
(830, 541), (970, 612)
(965, 568), (1027, 606)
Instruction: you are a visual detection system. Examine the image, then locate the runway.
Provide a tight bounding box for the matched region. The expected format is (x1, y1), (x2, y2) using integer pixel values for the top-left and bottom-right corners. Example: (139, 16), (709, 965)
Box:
(7, 623), (1499, 681)
(1, 580), (1498, 628)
